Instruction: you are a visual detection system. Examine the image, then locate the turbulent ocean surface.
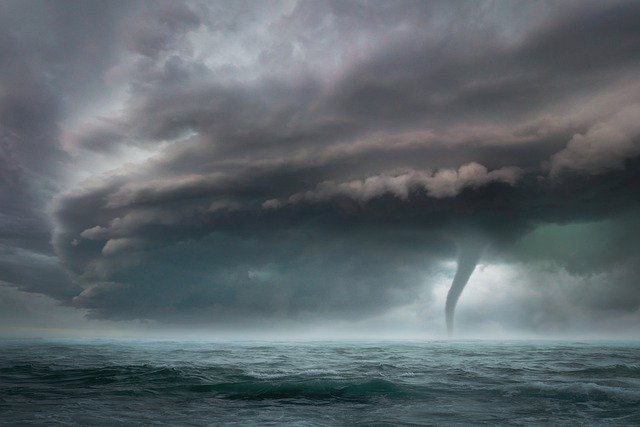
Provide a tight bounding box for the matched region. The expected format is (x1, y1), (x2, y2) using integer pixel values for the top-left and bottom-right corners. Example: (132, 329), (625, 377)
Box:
(1, 340), (639, 425)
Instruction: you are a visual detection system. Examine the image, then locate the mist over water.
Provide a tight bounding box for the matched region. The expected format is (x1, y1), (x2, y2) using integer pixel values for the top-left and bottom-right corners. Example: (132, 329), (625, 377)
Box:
(1, 339), (639, 425)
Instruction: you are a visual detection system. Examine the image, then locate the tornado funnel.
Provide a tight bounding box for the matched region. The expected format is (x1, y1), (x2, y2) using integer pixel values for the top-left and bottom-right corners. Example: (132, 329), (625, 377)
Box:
(445, 240), (486, 336)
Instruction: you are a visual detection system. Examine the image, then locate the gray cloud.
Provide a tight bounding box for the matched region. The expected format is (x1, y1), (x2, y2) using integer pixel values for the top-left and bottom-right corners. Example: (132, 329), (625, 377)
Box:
(1, 0), (640, 335)
(550, 104), (640, 175)
(264, 162), (523, 207)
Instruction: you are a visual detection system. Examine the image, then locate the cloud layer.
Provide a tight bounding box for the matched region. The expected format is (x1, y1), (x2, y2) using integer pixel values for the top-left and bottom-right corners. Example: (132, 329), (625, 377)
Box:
(1, 0), (640, 335)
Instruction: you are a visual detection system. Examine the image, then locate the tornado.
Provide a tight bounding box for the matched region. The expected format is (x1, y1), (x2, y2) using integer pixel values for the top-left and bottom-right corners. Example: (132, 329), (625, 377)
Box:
(445, 239), (486, 336)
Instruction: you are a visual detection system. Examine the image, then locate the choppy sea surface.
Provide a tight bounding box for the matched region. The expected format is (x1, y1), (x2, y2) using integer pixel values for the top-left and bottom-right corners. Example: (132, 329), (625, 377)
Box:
(1, 339), (639, 425)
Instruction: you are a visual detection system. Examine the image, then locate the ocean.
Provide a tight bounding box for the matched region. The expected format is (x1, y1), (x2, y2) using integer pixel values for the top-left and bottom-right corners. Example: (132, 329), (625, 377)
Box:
(0, 339), (638, 425)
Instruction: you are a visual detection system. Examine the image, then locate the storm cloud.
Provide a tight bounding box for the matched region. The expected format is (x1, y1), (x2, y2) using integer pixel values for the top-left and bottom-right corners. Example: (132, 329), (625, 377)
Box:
(2, 0), (640, 336)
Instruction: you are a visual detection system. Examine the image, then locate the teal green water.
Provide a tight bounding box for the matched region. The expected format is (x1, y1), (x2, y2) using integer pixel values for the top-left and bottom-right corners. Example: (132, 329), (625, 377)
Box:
(1, 340), (639, 425)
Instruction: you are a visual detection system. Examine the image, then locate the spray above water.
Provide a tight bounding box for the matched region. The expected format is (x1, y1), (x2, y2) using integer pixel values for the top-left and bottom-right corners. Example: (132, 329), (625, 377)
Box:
(445, 238), (487, 336)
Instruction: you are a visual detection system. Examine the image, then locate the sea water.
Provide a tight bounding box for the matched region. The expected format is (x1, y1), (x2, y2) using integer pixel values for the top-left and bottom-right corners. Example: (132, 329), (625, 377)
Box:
(1, 340), (639, 425)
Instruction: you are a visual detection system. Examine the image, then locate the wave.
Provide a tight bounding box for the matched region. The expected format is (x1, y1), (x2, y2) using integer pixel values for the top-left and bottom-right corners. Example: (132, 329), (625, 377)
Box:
(565, 364), (640, 377)
(0, 363), (413, 402)
(189, 378), (408, 401)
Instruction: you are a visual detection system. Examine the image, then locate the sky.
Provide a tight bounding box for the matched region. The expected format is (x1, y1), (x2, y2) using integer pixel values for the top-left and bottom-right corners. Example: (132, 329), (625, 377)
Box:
(1, 0), (640, 339)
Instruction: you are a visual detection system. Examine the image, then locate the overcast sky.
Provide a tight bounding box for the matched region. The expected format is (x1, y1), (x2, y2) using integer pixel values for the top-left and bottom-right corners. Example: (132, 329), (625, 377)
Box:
(1, 0), (640, 339)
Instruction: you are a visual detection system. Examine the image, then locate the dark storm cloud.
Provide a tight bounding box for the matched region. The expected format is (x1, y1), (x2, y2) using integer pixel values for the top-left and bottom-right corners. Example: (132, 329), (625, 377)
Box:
(124, 1), (201, 59)
(2, 0), (640, 332)
(0, 0), (135, 296)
